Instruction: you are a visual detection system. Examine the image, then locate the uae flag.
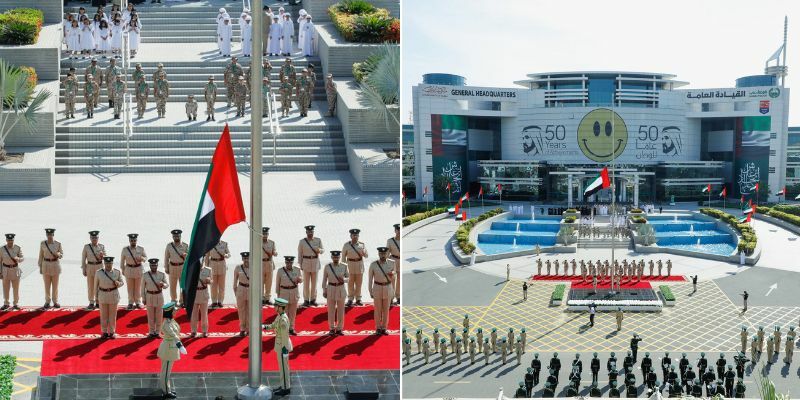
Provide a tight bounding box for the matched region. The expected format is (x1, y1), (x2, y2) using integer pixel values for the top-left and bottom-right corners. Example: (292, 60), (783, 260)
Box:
(583, 167), (611, 197)
(719, 187), (727, 198)
(182, 125), (245, 318)
(739, 213), (752, 223)
(777, 187), (786, 196)
(742, 200), (754, 215)
(478, 187), (484, 198)
(702, 184), (711, 193)
(752, 182), (760, 192)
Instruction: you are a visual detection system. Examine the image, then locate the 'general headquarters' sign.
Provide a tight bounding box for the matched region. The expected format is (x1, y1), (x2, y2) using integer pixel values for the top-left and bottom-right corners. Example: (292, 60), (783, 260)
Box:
(683, 86), (781, 101)
(420, 84), (519, 101)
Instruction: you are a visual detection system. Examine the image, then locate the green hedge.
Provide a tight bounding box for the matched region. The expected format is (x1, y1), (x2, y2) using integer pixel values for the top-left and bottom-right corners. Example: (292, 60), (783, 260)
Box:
(0, 8), (44, 45)
(563, 216), (576, 223)
(631, 216), (648, 224)
(756, 206), (772, 214)
(551, 284), (566, 301)
(659, 285), (675, 302)
(565, 208), (578, 213)
(699, 208), (757, 255)
(456, 207), (505, 254)
(771, 204), (800, 217)
(0, 355), (16, 400)
(329, 1), (399, 43)
(402, 207), (447, 227)
(766, 210), (800, 228)
(630, 208), (644, 214)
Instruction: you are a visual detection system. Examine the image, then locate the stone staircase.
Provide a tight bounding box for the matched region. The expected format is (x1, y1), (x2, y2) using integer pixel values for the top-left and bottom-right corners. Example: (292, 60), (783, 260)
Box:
(55, 121), (348, 173)
(58, 59), (326, 103)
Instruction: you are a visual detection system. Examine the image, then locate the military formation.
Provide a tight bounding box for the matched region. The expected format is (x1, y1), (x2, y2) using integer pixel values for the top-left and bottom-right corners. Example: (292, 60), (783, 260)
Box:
(534, 258), (674, 283)
(403, 320), (800, 398)
(62, 57), (336, 121)
(2, 224), (399, 339)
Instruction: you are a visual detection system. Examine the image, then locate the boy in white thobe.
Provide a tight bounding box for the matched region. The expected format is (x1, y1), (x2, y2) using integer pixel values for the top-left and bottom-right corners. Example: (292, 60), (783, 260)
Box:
(219, 18), (233, 57)
(301, 16), (315, 57)
(267, 16), (282, 56)
(281, 14), (294, 56)
(241, 16), (252, 57)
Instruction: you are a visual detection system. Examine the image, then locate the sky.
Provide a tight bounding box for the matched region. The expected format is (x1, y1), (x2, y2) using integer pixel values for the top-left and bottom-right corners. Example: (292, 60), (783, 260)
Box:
(401, 0), (800, 125)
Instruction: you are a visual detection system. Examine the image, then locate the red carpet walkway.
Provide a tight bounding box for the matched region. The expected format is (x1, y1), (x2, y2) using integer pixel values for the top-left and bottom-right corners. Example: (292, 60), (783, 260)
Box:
(568, 281), (653, 290)
(41, 334), (399, 376)
(0, 305), (399, 340)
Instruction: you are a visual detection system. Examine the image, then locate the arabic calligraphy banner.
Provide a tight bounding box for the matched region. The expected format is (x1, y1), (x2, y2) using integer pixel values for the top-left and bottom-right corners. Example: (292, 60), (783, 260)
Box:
(432, 114), (468, 201)
(682, 86), (782, 102)
(502, 107), (699, 164)
(735, 116), (771, 198)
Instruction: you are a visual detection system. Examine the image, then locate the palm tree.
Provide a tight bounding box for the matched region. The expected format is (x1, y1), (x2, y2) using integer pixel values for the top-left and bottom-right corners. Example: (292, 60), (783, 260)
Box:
(0, 59), (51, 161)
(357, 43), (399, 136)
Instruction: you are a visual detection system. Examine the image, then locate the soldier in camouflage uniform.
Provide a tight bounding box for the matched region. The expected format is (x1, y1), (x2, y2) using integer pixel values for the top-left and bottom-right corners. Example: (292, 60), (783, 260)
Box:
(223, 56), (244, 107)
(152, 63), (167, 84)
(325, 73), (337, 117)
(134, 76), (149, 119)
(298, 87), (309, 117)
(132, 63), (145, 87)
(84, 75), (99, 118)
(112, 75), (127, 119)
(246, 58), (273, 88)
(234, 76), (248, 117)
(185, 95), (198, 121)
(62, 68), (79, 119)
(261, 77), (272, 117)
(279, 76), (292, 117)
(154, 75), (170, 118)
(204, 76), (217, 122)
(295, 69), (309, 109)
(105, 58), (123, 109)
(84, 58), (103, 109)
(306, 64), (317, 108)
(279, 58), (296, 87)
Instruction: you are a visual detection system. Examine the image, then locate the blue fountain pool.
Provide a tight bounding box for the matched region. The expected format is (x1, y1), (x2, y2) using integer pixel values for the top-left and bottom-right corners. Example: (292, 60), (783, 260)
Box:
(648, 216), (737, 255)
(477, 217), (561, 255)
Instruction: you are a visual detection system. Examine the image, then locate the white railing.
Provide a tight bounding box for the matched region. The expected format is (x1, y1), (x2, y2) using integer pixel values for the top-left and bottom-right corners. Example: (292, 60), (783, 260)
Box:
(268, 91), (280, 165)
(121, 0), (132, 166)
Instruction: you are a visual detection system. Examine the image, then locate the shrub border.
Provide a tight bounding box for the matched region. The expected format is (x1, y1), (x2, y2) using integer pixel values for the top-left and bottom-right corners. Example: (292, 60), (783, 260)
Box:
(551, 284), (566, 301)
(456, 207), (505, 254)
(659, 285), (675, 302)
(0, 354), (16, 400)
(402, 207), (447, 227)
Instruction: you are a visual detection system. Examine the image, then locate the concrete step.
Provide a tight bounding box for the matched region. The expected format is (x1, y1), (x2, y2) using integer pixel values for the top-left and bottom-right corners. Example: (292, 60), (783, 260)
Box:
(54, 162), (347, 174)
(55, 153), (348, 166)
(577, 240), (632, 249)
(56, 124), (340, 133)
(56, 137), (344, 149)
(58, 72), (323, 82)
(56, 145), (343, 157)
(59, 92), (325, 103)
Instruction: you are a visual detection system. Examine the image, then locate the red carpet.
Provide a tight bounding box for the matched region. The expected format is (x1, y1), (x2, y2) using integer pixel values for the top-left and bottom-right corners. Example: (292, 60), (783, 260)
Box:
(0, 305), (399, 340)
(531, 274), (686, 282)
(41, 334), (399, 376)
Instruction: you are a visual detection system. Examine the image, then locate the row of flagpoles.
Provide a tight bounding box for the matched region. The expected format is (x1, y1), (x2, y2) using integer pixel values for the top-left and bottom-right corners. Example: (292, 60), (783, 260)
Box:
(402, 182), (507, 219)
(701, 182), (797, 223)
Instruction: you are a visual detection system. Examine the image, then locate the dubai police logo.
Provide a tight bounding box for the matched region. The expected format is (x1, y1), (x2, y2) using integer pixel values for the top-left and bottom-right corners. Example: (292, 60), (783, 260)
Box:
(769, 87), (780, 98)
(577, 108), (628, 163)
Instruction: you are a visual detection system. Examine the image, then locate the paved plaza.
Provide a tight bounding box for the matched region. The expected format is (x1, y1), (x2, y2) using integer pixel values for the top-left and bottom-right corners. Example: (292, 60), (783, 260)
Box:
(401, 203), (800, 398)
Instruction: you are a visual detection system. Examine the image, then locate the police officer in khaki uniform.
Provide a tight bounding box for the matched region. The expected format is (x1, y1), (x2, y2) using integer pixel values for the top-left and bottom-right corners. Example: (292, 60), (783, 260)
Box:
(38, 228), (64, 308)
(368, 247), (395, 335)
(143, 258), (169, 338)
(190, 263), (212, 338)
(164, 230), (188, 307)
(233, 251), (251, 337)
(387, 224), (400, 305)
(1, 234), (23, 310)
(276, 255), (302, 335)
(297, 225), (323, 306)
(95, 256), (123, 338)
(262, 298), (293, 396)
(261, 227), (277, 305)
(120, 233), (147, 309)
(322, 250), (348, 335)
(204, 76), (217, 121)
(204, 240), (230, 308)
(158, 302), (183, 399)
(342, 228), (367, 306)
(81, 231), (106, 309)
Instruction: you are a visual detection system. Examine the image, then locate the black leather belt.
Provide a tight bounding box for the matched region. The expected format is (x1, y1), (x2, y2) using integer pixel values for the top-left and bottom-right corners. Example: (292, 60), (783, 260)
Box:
(87, 261), (102, 265)
(44, 258), (58, 262)
(328, 282), (344, 287)
(147, 290), (162, 294)
(127, 264), (142, 268)
(197, 285), (207, 290)
(210, 257), (224, 261)
(170, 262), (183, 266)
(347, 258), (362, 262)
(374, 281), (391, 286)
(99, 287), (117, 292)
(302, 256), (317, 259)
(239, 282), (250, 287)
(280, 285), (297, 289)
(390, 255), (400, 259)
(262, 257), (271, 261)
(2, 264), (17, 268)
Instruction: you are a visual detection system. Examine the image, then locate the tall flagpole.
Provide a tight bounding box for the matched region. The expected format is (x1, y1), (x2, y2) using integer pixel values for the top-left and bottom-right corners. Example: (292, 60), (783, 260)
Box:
(610, 106), (616, 294)
(238, 0), (271, 397)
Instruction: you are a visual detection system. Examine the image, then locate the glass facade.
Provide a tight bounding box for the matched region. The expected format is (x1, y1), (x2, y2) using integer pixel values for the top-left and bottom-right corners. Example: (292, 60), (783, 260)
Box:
(402, 124), (415, 196)
(587, 78), (615, 105)
(422, 73), (466, 86)
(735, 75), (776, 88)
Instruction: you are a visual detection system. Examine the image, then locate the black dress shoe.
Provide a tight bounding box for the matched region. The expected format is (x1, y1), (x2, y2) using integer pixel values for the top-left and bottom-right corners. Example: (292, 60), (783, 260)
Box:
(311, 300), (318, 306)
(163, 392), (177, 399)
(337, 329), (344, 335)
(101, 333), (108, 339)
(346, 300), (353, 307)
(289, 330), (297, 336)
(53, 303), (60, 309)
(126, 303), (134, 310)
(0, 305), (8, 311)
(355, 300), (363, 306)
(11, 305), (20, 311)
(43, 302), (51, 309)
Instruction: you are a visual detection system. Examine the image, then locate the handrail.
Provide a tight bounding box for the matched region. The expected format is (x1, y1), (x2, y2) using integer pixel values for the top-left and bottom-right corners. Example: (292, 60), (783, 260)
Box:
(269, 90), (280, 166)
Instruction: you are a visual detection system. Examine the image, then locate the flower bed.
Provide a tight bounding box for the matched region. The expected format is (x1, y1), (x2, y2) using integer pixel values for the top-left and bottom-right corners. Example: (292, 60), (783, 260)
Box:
(3, 65), (37, 107)
(455, 207), (504, 254)
(551, 284), (566, 305)
(659, 285), (675, 306)
(0, 355), (16, 399)
(630, 208), (644, 214)
(699, 208), (757, 255)
(0, 8), (44, 45)
(328, 0), (400, 43)
(563, 216), (576, 223)
(402, 207), (447, 227)
(631, 215), (648, 224)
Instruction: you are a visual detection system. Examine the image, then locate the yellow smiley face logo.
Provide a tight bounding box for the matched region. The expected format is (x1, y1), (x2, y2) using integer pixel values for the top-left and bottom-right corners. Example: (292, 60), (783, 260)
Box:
(577, 108), (628, 163)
